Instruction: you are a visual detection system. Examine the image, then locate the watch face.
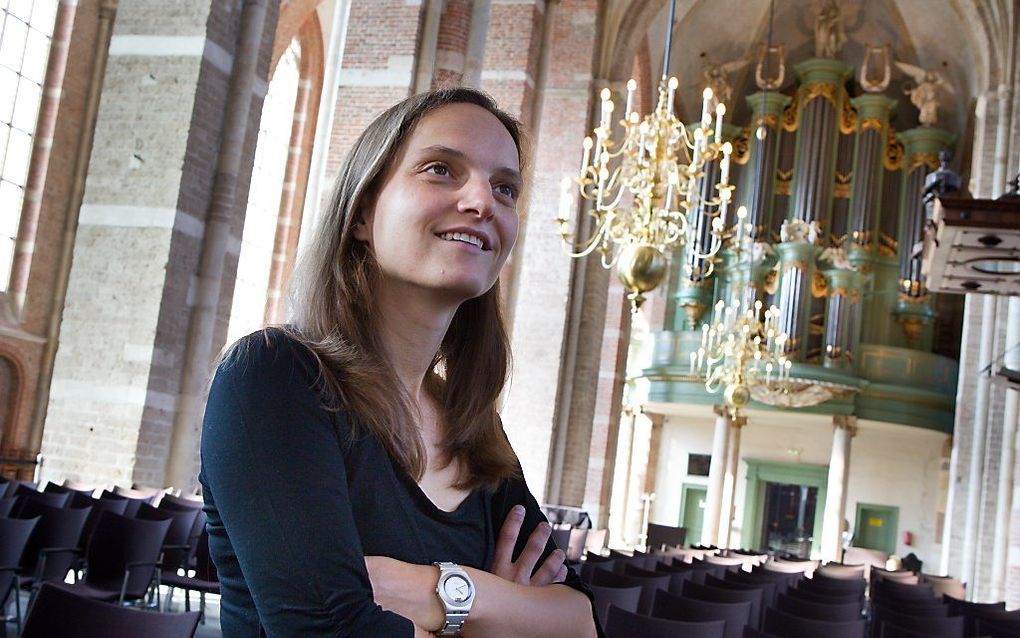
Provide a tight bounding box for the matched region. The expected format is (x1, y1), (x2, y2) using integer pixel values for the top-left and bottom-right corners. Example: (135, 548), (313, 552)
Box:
(443, 575), (472, 604)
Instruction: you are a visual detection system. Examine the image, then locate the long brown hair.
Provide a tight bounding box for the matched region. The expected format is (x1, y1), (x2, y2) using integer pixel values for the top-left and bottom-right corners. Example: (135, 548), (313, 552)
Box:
(282, 88), (525, 491)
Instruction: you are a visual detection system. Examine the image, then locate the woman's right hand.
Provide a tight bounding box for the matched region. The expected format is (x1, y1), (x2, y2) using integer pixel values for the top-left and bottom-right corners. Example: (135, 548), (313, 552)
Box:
(491, 505), (568, 586)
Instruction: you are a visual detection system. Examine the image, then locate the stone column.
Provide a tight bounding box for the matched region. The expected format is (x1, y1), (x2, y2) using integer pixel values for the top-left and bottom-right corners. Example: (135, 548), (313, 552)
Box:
(720, 412), (747, 548)
(820, 415), (857, 562)
(702, 405), (731, 546)
(40, 0), (281, 489)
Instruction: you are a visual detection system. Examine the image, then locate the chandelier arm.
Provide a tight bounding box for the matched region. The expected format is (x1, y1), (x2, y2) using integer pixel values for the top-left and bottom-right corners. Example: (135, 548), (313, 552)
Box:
(559, 219), (610, 258)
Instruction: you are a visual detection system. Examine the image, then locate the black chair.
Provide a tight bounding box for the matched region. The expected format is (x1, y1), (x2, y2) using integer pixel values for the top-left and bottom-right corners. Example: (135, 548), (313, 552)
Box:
(726, 570), (779, 606)
(943, 594), (1007, 637)
(551, 527), (571, 554)
(974, 616), (1020, 638)
(162, 529), (219, 619)
(775, 591), (861, 621)
(880, 625), (935, 638)
(75, 496), (130, 553)
(156, 494), (203, 510)
(685, 577), (764, 630)
(871, 606), (963, 638)
(588, 583), (641, 629)
(872, 580), (938, 606)
(744, 628), (780, 638)
(99, 490), (151, 518)
(0, 497), (17, 518)
(803, 572), (866, 596)
(605, 604), (726, 638)
(0, 516), (39, 635)
(49, 511), (171, 606)
(135, 504), (200, 578)
(590, 567), (670, 615)
(581, 558), (615, 584)
(22, 582), (200, 638)
(763, 607), (866, 638)
(0, 479), (13, 499)
(646, 523), (687, 550)
(787, 584), (862, 606)
(13, 489), (71, 516)
(875, 601), (949, 617)
(16, 502), (91, 594)
(626, 562), (689, 593)
(651, 588), (750, 638)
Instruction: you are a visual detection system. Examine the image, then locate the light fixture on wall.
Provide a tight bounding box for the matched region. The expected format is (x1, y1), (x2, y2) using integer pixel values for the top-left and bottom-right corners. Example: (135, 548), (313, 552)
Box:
(556, 0), (732, 312)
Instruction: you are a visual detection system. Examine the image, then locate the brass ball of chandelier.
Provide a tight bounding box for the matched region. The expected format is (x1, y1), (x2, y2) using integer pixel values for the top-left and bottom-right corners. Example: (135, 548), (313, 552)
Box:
(616, 243), (668, 296)
(724, 383), (751, 410)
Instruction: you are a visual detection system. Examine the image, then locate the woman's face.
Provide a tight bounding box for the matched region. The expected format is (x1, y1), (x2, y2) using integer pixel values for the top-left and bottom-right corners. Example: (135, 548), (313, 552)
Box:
(355, 102), (522, 306)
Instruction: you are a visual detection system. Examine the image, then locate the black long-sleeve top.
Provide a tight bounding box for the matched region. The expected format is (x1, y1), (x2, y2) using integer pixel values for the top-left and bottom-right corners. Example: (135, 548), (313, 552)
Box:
(200, 330), (600, 637)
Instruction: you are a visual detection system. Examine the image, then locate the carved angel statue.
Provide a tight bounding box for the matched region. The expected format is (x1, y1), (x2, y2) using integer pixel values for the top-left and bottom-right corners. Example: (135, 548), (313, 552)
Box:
(814, 0), (846, 58)
(780, 219), (822, 245)
(755, 43), (786, 90)
(895, 61), (955, 126)
(860, 44), (891, 93)
(819, 246), (854, 270)
(703, 56), (750, 109)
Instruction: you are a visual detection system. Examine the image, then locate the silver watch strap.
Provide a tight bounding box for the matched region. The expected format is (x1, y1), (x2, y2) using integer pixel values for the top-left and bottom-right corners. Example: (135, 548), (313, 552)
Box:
(434, 562), (473, 636)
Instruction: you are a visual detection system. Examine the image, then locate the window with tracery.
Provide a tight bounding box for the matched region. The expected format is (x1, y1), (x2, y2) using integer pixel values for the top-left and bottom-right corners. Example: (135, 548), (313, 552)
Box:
(0, 1), (57, 293)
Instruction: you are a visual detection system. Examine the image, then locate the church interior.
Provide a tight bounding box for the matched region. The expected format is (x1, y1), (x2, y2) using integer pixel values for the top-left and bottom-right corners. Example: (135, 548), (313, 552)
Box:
(0, 0), (1019, 635)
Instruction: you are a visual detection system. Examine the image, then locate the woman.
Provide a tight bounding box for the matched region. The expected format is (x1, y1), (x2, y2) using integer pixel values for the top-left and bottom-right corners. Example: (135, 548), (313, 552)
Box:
(200, 87), (601, 637)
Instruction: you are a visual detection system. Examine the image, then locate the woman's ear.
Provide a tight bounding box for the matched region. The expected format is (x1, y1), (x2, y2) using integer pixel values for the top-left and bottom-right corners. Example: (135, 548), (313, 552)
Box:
(352, 209), (373, 243)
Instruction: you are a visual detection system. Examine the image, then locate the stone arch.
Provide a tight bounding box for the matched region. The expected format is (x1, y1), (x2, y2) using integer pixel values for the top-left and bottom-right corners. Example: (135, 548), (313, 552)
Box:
(271, 0), (324, 72)
(0, 348), (25, 451)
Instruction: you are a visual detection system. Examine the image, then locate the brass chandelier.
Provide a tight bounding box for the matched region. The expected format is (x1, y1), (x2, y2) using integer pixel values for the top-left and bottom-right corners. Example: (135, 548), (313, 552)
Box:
(555, 0), (732, 312)
(691, 206), (793, 416)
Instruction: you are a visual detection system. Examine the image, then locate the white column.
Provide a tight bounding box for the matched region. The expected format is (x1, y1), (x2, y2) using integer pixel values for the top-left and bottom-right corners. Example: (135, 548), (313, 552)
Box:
(992, 296), (1020, 599)
(702, 405), (731, 546)
(821, 415), (857, 562)
(720, 413), (747, 549)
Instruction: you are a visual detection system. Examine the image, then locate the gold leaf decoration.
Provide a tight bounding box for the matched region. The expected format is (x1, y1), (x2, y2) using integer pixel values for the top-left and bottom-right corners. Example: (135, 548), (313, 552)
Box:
(732, 127), (751, 165)
(782, 95), (799, 131)
(803, 82), (838, 107)
(833, 171), (852, 199)
(860, 117), (884, 132)
(839, 93), (858, 134)
(908, 152), (940, 173)
(812, 270), (828, 298)
(775, 168), (793, 196)
(884, 127), (904, 171)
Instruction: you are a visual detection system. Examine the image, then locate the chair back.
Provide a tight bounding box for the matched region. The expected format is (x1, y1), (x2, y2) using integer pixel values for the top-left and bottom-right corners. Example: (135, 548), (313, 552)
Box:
(580, 558), (614, 584)
(135, 504), (200, 572)
(84, 511), (171, 601)
(550, 527), (571, 554)
(22, 582), (200, 638)
(764, 558), (816, 575)
(653, 588), (750, 638)
(590, 567), (670, 615)
(566, 527), (588, 562)
(724, 571), (778, 607)
(77, 496), (130, 550)
(872, 606), (964, 638)
(99, 490), (149, 518)
(42, 482), (71, 495)
(775, 591), (861, 621)
(17, 503), (91, 580)
(684, 578), (763, 631)
(786, 584), (862, 607)
(646, 522), (687, 550)
(807, 572), (867, 595)
(872, 579), (937, 604)
(588, 584), (641, 629)
(0, 496), (17, 518)
(923, 574), (966, 599)
(14, 490), (71, 516)
(816, 563), (867, 580)
(584, 528), (607, 554)
(192, 529), (218, 582)
(0, 516), (39, 568)
(763, 607), (866, 638)
(605, 604), (726, 638)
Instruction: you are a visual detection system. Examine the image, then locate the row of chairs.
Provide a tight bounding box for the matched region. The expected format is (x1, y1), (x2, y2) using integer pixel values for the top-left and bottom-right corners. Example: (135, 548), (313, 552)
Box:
(0, 479), (218, 634)
(575, 545), (1019, 638)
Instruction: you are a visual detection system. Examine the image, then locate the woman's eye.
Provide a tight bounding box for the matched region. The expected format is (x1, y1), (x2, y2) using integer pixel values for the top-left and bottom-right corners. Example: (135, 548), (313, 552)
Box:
(496, 184), (518, 200)
(426, 164), (449, 176)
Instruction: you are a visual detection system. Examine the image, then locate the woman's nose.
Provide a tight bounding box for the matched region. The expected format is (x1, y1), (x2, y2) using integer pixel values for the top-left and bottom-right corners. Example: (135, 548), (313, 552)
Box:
(457, 177), (496, 220)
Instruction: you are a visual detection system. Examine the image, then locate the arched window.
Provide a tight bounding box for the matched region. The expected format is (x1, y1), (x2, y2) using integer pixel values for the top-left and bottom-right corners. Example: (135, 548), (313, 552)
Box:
(0, 2), (57, 292)
(226, 38), (302, 344)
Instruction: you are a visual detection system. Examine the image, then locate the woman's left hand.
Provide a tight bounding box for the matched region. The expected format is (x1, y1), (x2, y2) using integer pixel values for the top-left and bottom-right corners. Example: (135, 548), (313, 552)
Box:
(491, 505), (568, 586)
(364, 556), (445, 632)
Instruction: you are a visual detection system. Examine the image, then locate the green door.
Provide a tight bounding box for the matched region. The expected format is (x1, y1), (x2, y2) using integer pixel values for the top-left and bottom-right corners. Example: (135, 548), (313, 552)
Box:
(854, 503), (899, 554)
(680, 485), (707, 546)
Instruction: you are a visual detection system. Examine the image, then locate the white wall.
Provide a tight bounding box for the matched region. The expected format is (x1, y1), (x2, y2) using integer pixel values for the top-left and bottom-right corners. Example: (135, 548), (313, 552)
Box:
(652, 406), (947, 565)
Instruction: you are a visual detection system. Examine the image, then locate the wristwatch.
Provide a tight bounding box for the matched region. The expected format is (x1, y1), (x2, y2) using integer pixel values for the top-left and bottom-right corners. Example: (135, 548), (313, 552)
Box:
(433, 562), (475, 635)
